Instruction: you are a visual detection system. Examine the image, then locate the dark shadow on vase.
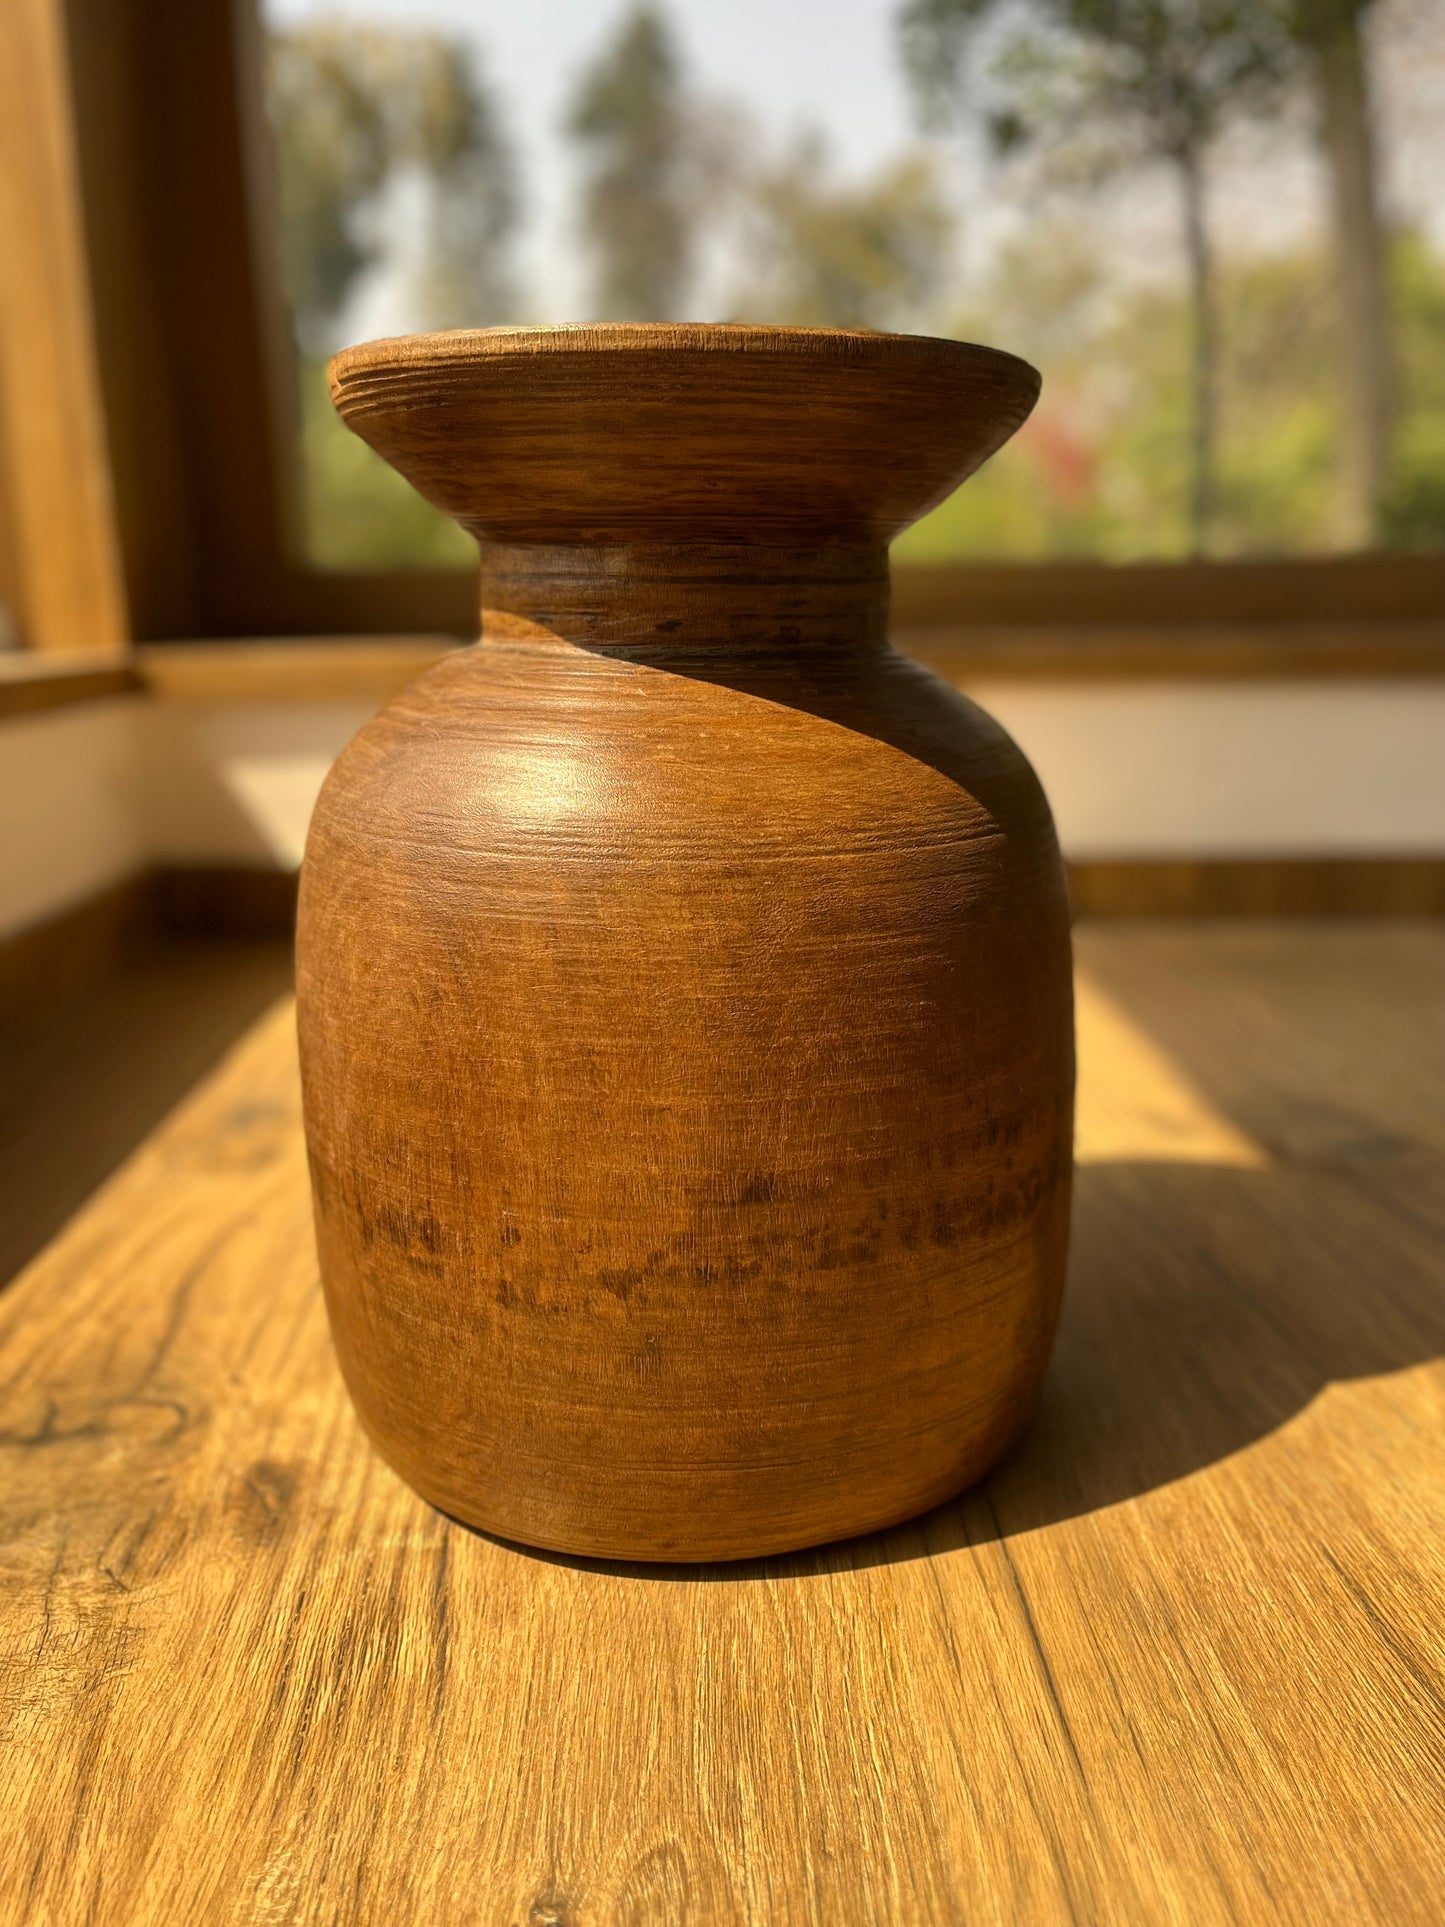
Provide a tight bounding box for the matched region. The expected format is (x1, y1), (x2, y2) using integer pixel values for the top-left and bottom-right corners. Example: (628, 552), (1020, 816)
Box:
(454, 1150), (1444, 1582)
(444, 653), (1442, 1582)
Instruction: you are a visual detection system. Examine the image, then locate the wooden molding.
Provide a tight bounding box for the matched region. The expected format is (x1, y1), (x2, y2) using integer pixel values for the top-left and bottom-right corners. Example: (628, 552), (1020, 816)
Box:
(0, 867), (298, 1013)
(172, 857), (1443, 929)
(1067, 858), (1445, 918)
(890, 554), (1445, 628)
(3, 625), (1441, 718)
(902, 622), (1445, 682)
(0, 0), (129, 655)
(129, 627), (1445, 707)
(0, 875), (152, 1012)
(134, 638), (457, 704)
(0, 653), (140, 718)
(151, 865), (298, 937)
(4, 622), (1424, 738)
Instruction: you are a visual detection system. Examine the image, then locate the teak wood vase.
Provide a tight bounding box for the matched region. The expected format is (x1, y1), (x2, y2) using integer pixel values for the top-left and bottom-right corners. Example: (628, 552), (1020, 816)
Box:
(298, 324), (1074, 1562)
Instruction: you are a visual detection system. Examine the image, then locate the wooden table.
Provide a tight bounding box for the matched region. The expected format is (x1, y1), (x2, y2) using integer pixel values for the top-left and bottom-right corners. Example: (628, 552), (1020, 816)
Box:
(4, 926), (1444, 1924)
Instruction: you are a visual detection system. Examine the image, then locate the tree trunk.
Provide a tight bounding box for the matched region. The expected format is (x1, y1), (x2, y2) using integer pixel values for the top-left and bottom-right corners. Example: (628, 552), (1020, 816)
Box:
(1315, 4), (1394, 547)
(1178, 145), (1218, 559)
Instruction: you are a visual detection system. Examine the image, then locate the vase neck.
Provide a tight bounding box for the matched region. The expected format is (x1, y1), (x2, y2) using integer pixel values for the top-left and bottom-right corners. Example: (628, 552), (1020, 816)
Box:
(478, 541), (890, 659)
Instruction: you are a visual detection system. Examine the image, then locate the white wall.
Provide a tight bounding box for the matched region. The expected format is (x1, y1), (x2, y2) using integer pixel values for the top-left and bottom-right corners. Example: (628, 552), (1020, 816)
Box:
(139, 702), (378, 870)
(0, 700), (146, 939)
(975, 681), (1445, 859)
(4, 679), (1445, 941)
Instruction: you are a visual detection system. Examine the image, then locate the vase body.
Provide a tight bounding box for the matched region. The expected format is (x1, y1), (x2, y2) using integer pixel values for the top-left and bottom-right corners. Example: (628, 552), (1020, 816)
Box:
(298, 326), (1074, 1561)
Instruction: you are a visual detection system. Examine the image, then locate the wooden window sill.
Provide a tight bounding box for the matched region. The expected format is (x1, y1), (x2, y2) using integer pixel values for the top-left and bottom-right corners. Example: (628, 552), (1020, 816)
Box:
(0, 653), (138, 719)
(901, 622), (1445, 681)
(6, 624), (1443, 723)
(133, 638), (455, 705)
(132, 623), (1445, 707)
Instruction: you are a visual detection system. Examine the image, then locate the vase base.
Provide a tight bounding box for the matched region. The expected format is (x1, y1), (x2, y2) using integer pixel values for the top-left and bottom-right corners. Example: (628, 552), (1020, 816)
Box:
(358, 1398), (1040, 1566)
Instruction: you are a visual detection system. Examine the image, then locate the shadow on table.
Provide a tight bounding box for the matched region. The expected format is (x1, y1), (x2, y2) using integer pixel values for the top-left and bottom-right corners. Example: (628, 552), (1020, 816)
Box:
(486, 923), (1445, 1582)
(0, 937), (294, 1290)
(475, 1147), (1445, 1583)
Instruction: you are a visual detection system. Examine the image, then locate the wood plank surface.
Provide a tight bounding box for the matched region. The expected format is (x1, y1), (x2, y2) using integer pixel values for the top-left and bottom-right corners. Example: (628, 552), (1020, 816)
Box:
(2, 927), (1444, 1923)
(131, 626), (1445, 712)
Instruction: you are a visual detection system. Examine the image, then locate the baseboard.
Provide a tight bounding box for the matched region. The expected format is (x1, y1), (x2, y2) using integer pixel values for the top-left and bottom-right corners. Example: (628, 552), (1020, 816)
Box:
(0, 867), (298, 1013)
(0, 876), (156, 1013)
(150, 866), (299, 938)
(1067, 857), (1445, 917)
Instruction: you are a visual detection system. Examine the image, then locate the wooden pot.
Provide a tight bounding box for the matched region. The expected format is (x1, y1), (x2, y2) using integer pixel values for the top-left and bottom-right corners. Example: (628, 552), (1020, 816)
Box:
(298, 324), (1074, 1562)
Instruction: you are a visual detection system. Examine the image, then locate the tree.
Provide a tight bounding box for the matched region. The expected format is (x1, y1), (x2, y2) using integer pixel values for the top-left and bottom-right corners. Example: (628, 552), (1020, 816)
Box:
(402, 36), (519, 329)
(899, 0), (1293, 554)
(730, 137), (953, 332)
(267, 25), (518, 351)
(269, 30), (392, 351)
(1288, 0), (1393, 544)
(566, 7), (692, 320)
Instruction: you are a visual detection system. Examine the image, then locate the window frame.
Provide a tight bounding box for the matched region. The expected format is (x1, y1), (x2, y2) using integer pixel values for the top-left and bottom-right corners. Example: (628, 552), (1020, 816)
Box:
(3, 0), (1443, 661)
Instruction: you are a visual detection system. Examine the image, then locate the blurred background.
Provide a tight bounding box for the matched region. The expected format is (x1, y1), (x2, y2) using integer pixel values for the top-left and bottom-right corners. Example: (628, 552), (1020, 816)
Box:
(260, 0), (1445, 569)
(1, 0), (1443, 1286)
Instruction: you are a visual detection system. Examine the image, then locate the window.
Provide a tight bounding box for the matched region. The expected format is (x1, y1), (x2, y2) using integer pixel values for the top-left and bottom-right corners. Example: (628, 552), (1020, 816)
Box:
(258, 0), (1445, 575)
(6, 0), (1442, 651)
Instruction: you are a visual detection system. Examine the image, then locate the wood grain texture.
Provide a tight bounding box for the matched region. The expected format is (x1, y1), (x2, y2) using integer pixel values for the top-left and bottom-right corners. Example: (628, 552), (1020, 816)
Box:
(3, 927), (1444, 1922)
(133, 622), (1445, 707)
(0, 0), (129, 656)
(304, 325), (1073, 1561)
(327, 325), (1041, 546)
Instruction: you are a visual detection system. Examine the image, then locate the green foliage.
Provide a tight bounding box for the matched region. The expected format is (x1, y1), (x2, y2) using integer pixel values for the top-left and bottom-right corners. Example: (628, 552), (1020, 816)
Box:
(896, 233), (1445, 561)
(897, 0), (994, 131)
(267, 7), (1442, 569)
(1287, 0), (1376, 50)
(728, 142), (953, 331)
(1381, 232), (1445, 549)
(269, 32), (392, 349)
(899, 0), (1295, 168)
(267, 24), (517, 350)
(403, 39), (519, 329)
(897, 0), (1419, 554)
(268, 24), (518, 565)
(566, 7), (691, 320)
(896, 0), (1302, 553)
(296, 361), (473, 571)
